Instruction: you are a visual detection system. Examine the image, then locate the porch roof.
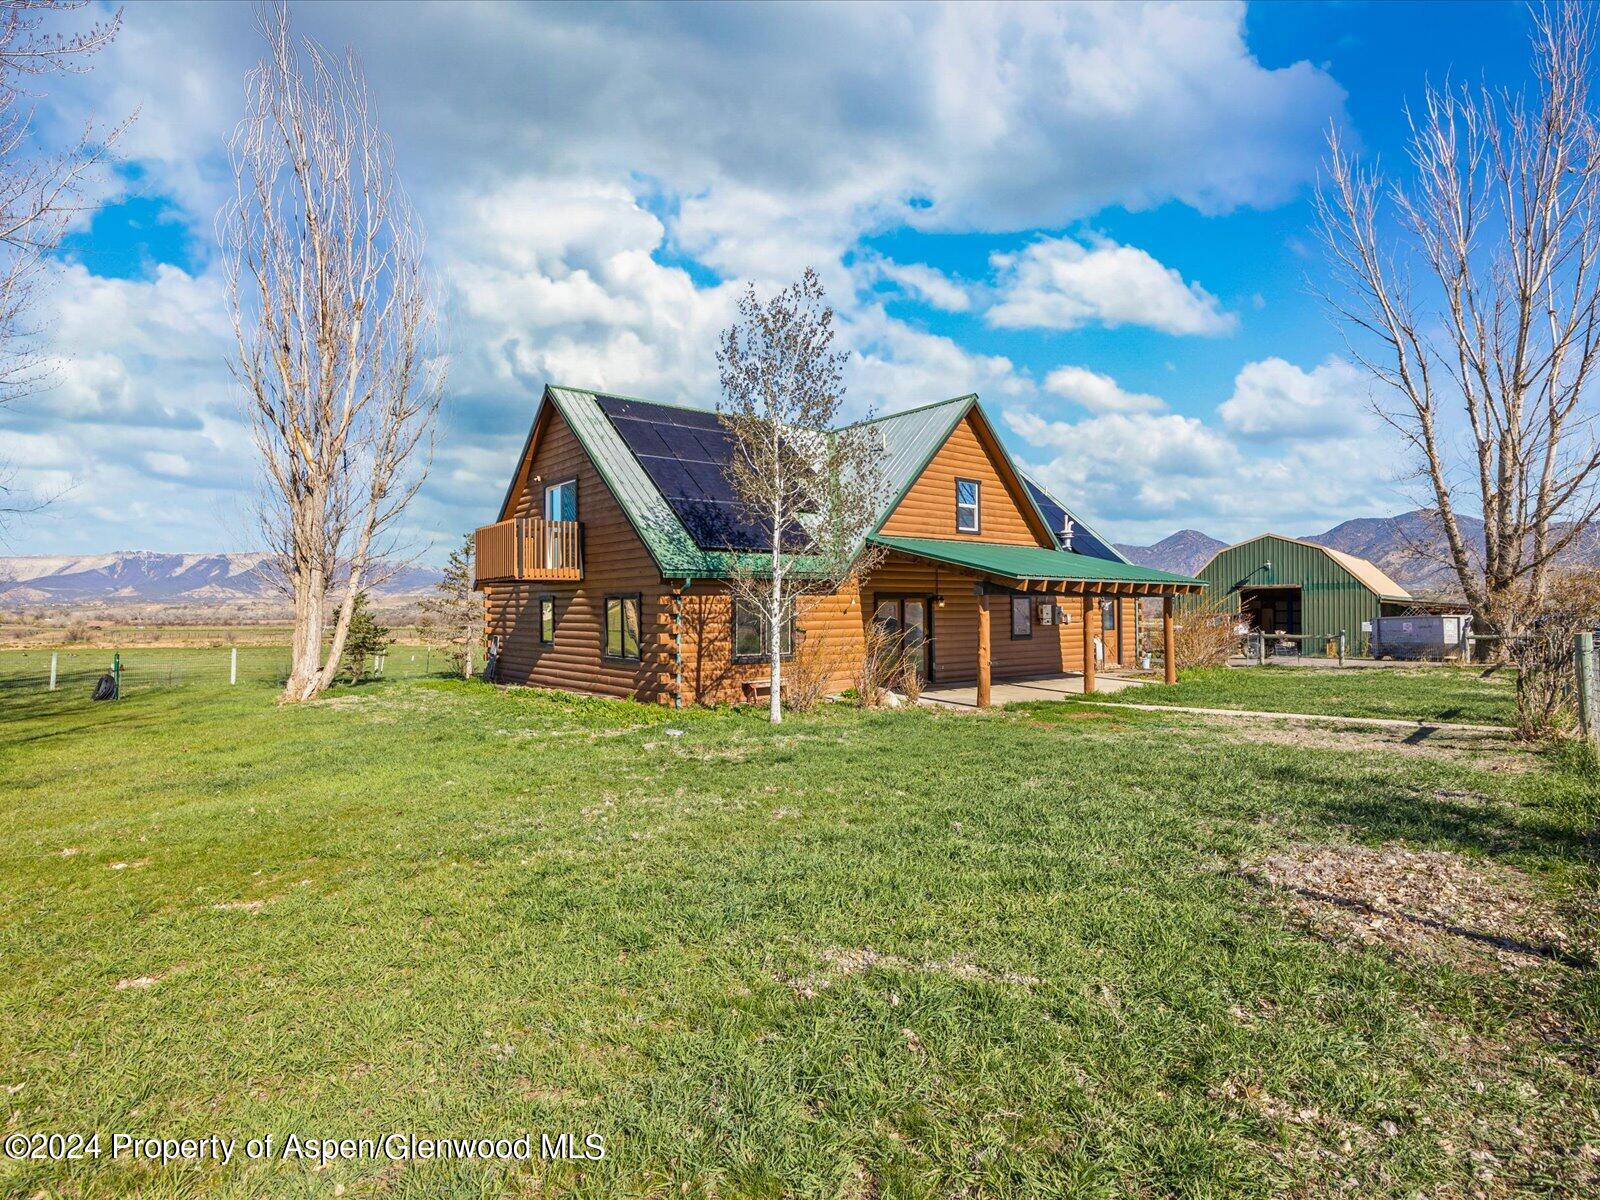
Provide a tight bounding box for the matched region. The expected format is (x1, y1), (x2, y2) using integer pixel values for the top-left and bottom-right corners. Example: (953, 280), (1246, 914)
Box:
(869, 535), (1205, 592)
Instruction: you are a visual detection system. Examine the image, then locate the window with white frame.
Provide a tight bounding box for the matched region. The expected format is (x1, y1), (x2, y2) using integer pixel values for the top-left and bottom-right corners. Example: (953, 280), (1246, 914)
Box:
(956, 478), (980, 532)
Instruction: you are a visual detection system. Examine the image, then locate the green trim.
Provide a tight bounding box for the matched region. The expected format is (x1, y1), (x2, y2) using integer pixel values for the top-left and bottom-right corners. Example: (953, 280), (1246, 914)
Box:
(870, 535), (1205, 587)
(1016, 467), (1131, 565)
(866, 395), (975, 535)
(840, 392), (978, 430)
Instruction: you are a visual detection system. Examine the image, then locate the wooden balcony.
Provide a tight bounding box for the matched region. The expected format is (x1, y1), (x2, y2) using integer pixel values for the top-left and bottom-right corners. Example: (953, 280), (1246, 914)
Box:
(473, 518), (584, 585)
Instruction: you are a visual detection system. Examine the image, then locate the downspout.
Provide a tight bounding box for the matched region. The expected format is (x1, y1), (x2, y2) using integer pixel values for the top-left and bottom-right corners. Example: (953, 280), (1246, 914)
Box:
(673, 576), (691, 709)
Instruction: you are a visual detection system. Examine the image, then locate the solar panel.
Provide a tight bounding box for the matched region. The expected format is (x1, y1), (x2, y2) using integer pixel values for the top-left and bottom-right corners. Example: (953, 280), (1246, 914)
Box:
(1024, 477), (1120, 561)
(596, 395), (803, 551)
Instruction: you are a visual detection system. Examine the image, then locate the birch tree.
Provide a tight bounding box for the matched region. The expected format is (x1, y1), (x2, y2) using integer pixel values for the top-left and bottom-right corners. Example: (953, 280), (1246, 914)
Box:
(0, 0), (125, 526)
(1318, 1), (1600, 647)
(223, 3), (442, 702)
(717, 269), (886, 724)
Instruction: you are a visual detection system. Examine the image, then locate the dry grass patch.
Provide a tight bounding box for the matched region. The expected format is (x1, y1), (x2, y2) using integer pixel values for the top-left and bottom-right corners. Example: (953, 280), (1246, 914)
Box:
(1242, 844), (1577, 972)
(1200, 713), (1534, 770)
(779, 946), (1041, 998)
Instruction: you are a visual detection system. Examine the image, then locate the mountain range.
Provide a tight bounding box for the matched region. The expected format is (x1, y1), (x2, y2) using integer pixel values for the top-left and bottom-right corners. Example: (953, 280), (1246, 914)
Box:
(1116, 509), (1600, 596)
(6, 509), (1595, 606)
(0, 551), (441, 606)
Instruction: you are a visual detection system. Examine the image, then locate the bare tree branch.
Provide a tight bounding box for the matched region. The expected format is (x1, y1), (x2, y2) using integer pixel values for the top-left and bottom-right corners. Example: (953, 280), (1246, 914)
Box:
(717, 268), (886, 724)
(0, 0), (127, 531)
(221, 1), (442, 703)
(1317, 0), (1600, 653)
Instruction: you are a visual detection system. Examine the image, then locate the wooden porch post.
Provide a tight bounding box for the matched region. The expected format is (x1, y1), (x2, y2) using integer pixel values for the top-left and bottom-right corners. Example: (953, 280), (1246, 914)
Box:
(1162, 594), (1177, 685)
(976, 590), (992, 709)
(1082, 595), (1097, 694)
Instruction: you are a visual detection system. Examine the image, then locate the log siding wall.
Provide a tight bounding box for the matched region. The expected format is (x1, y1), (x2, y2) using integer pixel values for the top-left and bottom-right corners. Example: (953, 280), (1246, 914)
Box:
(484, 405), (1145, 704)
(879, 415), (1047, 546)
(485, 410), (670, 701)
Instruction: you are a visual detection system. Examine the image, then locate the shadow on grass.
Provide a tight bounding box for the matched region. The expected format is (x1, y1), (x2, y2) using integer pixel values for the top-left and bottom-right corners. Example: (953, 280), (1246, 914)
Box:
(1251, 756), (1594, 867)
(1238, 873), (1594, 970)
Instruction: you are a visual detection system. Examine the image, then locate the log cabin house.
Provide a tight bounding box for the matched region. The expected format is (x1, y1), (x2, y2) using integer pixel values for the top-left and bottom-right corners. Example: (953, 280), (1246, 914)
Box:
(474, 385), (1203, 707)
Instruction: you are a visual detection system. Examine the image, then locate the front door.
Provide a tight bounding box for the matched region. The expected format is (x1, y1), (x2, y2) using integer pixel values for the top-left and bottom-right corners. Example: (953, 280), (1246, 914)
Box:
(1100, 597), (1120, 668)
(873, 595), (935, 682)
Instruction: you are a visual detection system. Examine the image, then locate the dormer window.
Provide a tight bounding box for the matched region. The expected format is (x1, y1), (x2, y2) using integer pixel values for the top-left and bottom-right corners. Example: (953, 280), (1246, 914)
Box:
(955, 478), (980, 533)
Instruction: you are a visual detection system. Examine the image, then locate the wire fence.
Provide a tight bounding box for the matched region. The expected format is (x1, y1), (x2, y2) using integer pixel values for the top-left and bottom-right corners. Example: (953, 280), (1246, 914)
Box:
(0, 644), (472, 702)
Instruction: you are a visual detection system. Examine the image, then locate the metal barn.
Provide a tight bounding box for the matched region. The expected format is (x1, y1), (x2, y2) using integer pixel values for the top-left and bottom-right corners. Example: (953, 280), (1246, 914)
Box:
(1193, 534), (1415, 656)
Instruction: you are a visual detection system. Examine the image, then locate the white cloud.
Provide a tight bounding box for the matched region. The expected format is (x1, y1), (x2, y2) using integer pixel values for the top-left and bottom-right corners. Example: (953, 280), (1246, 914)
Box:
(1218, 355), (1370, 439)
(13, 2), (1355, 556)
(987, 235), (1235, 335)
(1002, 355), (1404, 544)
(1043, 365), (1166, 414)
(53, 3), (1345, 266)
(858, 256), (972, 312)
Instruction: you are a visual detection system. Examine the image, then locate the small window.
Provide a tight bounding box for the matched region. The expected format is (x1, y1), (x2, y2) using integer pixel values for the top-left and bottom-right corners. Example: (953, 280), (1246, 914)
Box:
(604, 594), (641, 660)
(732, 598), (794, 662)
(1011, 594), (1032, 639)
(956, 478), (980, 533)
(538, 594), (555, 645)
(544, 478), (578, 522)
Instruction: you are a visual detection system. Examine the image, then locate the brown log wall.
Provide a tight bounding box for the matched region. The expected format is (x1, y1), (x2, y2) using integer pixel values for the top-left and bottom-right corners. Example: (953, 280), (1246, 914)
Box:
(879, 414), (1046, 545)
(484, 409), (669, 701)
(483, 404), (1144, 704)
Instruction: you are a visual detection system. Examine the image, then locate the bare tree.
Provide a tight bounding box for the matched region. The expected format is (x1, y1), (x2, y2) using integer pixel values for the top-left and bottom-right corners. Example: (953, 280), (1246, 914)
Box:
(1318, 2), (1600, 650)
(222, 3), (442, 703)
(0, 1), (126, 526)
(717, 269), (886, 724)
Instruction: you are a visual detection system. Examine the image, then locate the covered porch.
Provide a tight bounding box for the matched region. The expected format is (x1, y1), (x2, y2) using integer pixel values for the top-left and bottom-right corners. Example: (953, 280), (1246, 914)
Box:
(866, 535), (1206, 709)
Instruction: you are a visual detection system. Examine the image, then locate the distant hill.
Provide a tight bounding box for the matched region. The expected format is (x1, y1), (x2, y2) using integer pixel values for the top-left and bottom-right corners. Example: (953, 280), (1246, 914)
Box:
(1117, 508), (1599, 597)
(0, 551), (441, 606)
(1301, 511), (1484, 596)
(1114, 530), (1226, 577)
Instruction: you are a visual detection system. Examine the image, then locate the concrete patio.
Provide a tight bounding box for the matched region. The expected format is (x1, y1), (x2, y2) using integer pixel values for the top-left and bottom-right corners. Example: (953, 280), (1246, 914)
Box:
(919, 671), (1148, 709)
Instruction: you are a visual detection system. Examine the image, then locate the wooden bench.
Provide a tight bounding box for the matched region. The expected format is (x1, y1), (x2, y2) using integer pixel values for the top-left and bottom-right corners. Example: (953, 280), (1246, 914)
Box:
(741, 677), (774, 702)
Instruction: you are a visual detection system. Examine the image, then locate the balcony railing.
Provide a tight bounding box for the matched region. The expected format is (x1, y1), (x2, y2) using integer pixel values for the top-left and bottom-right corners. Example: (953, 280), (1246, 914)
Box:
(473, 518), (584, 584)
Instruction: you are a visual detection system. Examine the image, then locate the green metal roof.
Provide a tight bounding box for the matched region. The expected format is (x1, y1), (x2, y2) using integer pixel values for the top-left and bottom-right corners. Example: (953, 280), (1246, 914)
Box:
(869, 535), (1204, 588)
(507, 384), (1172, 585)
(531, 385), (984, 578)
(848, 394), (976, 531)
(541, 386), (835, 578)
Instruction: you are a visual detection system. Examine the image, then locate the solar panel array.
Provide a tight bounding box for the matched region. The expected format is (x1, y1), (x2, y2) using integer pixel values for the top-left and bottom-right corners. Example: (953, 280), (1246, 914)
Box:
(595, 395), (798, 551)
(1024, 477), (1119, 562)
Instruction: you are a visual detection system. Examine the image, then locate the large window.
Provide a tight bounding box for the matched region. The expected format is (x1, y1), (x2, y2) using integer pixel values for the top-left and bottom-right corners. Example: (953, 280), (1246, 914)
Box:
(538, 594), (555, 645)
(603, 594), (641, 660)
(1011, 594), (1032, 639)
(956, 478), (980, 533)
(732, 598), (795, 662)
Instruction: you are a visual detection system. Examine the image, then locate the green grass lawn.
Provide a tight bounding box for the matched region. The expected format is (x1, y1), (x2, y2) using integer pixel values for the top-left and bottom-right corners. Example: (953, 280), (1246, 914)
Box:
(1, 651), (1595, 1197)
(1107, 664), (1521, 726)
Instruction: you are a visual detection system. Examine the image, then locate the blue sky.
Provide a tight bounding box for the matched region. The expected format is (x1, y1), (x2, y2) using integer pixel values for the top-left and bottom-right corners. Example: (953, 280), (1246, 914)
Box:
(0, 1), (1541, 560)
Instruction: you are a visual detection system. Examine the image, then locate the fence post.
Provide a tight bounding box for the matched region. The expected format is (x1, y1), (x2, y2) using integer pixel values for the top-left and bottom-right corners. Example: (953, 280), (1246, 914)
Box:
(1576, 632), (1598, 745)
(49, 651), (57, 691)
(1255, 631), (1266, 667)
(1337, 630), (1346, 667)
(230, 646), (238, 685)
